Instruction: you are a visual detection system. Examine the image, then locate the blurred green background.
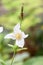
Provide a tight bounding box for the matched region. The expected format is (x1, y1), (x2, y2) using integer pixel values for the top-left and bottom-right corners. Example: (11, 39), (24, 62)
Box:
(0, 0), (43, 65)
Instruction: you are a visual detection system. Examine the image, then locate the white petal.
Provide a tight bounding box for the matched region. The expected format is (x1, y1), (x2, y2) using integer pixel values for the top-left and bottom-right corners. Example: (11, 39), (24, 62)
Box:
(0, 27), (3, 33)
(16, 39), (24, 48)
(14, 23), (20, 32)
(4, 33), (15, 40)
(22, 32), (28, 38)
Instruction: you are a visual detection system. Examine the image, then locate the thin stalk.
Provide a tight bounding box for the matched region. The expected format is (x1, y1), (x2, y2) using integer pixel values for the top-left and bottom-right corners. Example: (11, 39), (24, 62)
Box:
(11, 49), (16, 65)
(10, 54), (15, 65)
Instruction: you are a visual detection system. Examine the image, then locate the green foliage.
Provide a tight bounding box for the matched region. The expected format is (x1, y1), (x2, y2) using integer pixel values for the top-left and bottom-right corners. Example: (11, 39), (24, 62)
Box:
(0, 0), (41, 30)
(0, 59), (6, 65)
(24, 56), (43, 65)
(0, 33), (13, 60)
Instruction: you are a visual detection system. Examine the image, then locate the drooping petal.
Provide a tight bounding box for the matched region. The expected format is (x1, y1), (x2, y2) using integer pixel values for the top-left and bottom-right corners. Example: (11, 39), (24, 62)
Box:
(4, 33), (15, 40)
(22, 32), (28, 38)
(14, 23), (20, 33)
(16, 39), (24, 48)
(0, 27), (3, 33)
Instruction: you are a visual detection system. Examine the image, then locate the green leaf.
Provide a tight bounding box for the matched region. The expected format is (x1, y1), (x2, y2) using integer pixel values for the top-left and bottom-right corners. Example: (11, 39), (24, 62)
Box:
(24, 56), (43, 65)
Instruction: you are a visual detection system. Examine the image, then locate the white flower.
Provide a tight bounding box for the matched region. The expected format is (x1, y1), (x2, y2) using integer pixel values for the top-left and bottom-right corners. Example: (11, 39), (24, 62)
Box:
(0, 27), (3, 33)
(4, 23), (28, 48)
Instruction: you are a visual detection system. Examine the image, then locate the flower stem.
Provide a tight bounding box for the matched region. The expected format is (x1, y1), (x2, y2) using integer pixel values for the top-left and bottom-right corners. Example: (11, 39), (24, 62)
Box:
(11, 53), (15, 65)
(11, 45), (17, 65)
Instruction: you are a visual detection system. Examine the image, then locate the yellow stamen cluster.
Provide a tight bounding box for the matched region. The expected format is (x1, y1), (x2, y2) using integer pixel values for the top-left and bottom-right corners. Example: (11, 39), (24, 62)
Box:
(15, 33), (22, 40)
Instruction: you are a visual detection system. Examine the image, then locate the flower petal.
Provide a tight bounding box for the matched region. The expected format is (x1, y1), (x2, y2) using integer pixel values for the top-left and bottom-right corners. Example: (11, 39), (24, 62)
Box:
(16, 39), (24, 48)
(14, 23), (20, 32)
(4, 33), (15, 40)
(0, 27), (3, 33)
(22, 32), (28, 38)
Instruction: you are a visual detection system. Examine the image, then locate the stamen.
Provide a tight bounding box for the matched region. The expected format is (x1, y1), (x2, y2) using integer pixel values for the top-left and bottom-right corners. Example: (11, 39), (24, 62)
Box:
(15, 33), (22, 40)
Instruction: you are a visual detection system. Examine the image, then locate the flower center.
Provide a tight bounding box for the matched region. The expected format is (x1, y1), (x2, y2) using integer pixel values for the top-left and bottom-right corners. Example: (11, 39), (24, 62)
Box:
(15, 33), (22, 40)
